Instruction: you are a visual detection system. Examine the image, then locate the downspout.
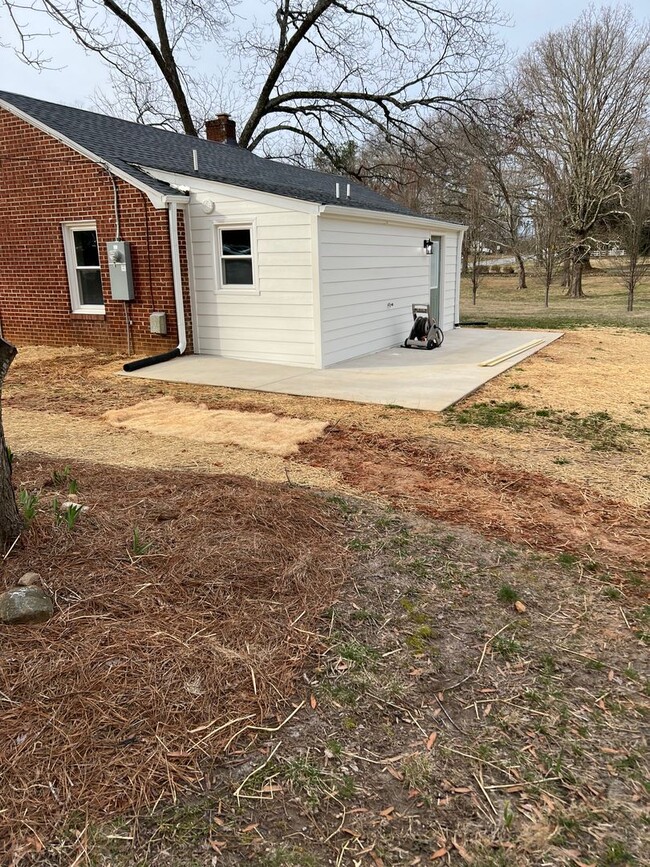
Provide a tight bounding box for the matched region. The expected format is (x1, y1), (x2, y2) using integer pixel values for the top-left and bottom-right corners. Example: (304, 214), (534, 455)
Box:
(123, 200), (187, 372)
(454, 229), (465, 327)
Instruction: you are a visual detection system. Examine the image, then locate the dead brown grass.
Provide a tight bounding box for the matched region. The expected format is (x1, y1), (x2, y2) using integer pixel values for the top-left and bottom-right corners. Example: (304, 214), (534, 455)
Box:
(10, 345), (96, 368)
(4, 331), (648, 542)
(475, 328), (650, 426)
(103, 396), (327, 457)
(5, 409), (342, 489)
(1, 458), (348, 858)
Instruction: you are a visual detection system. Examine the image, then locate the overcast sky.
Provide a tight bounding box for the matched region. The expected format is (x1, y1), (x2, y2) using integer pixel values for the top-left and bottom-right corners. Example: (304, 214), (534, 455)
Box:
(1, 0), (648, 109)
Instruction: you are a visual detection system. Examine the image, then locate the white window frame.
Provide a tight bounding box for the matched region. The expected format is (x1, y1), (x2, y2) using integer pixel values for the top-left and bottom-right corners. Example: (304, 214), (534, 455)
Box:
(214, 220), (258, 294)
(62, 221), (105, 314)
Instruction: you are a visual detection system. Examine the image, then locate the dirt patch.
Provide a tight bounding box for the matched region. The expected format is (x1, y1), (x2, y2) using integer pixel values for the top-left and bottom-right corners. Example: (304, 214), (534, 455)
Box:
(1, 459), (348, 858)
(102, 396), (327, 457)
(300, 427), (650, 578)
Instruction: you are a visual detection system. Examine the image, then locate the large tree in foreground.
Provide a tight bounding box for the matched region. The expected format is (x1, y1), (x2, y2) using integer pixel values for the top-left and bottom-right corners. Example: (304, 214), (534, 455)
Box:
(0, 339), (21, 551)
(516, 5), (650, 298)
(2, 0), (506, 165)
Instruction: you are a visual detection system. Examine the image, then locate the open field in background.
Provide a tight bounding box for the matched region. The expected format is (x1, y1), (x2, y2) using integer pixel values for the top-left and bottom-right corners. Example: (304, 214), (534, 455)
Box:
(461, 259), (650, 331)
(1, 325), (648, 865)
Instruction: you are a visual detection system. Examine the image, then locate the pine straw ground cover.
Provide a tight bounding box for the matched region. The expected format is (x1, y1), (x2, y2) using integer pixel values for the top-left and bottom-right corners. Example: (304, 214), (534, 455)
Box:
(14, 499), (648, 866)
(0, 457), (348, 862)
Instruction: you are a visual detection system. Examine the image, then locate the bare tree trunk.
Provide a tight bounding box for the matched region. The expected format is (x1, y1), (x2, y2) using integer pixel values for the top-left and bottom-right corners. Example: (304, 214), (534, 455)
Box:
(560, 255), (571, 288)
(626, 257), (636, 311)
(514, 251), (527, 289)
(569, 259), (584, 297)
(461, 240), (469, 276)
(0, 339), (21, 551)
(544, 273), (551, 308)
(567, 241), (587, 298)
(471, 255), (479, 305)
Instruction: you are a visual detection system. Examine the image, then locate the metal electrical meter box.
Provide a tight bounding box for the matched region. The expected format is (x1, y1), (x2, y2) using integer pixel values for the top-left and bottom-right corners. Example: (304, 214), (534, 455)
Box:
(106, 240), (135, 301)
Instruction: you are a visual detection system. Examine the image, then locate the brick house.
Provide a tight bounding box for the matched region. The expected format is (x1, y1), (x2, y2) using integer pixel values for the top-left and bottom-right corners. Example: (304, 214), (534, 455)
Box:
(0, 91), (465, 368)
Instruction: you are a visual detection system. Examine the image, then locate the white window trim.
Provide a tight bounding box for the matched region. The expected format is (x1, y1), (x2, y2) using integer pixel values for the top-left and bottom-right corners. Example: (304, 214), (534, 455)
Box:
(213, 219), (259, 295)
(62, 221), (105, 314)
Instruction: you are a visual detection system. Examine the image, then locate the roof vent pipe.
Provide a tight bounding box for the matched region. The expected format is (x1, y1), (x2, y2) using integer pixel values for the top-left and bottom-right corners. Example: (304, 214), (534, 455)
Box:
(192, 149), (198, 172)
(335, 182), (340, 199)
(346, 184), (351, 199)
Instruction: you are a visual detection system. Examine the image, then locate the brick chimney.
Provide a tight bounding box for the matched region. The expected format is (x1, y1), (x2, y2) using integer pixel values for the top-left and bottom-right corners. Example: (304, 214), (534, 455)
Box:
(205, 114), (237, 145)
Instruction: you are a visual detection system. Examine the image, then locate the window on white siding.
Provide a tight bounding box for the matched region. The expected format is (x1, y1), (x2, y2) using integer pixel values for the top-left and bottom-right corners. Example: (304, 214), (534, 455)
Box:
(62, 222), (105, 313)
(217, 226), (255, 288)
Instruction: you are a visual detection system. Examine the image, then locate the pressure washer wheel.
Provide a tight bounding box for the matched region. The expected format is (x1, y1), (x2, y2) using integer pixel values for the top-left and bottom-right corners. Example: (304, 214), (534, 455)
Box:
(427, 326), (444, 349)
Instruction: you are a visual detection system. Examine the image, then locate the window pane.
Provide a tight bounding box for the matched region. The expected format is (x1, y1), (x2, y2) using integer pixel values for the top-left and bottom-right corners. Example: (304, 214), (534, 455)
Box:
(78, 269), (104, 306)
(74, 230), (100, 267)
(223, 258), (253, 285)
(221, 229), (251, 257)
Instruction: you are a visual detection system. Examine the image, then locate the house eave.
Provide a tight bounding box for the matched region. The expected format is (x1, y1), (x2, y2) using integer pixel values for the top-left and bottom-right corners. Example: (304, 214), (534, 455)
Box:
(318, 204), (467, 232)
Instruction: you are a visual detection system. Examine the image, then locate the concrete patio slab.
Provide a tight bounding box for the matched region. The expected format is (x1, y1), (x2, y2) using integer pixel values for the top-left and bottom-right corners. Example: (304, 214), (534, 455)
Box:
(122, 328), (563, 411)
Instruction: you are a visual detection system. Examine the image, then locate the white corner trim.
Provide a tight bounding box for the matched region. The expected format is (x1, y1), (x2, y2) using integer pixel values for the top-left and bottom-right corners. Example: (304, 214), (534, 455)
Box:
(0, 98), (173, 209)
(168, 202), (187, 354)
(311, 213), (323, 368)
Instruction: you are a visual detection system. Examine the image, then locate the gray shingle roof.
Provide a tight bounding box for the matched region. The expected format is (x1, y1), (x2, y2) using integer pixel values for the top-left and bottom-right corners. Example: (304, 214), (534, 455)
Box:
(0, 90), (423, 217)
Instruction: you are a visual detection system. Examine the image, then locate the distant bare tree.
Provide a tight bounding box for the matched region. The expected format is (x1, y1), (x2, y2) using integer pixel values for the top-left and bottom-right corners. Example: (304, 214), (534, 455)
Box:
(3, 0), (507, 164)
(0, 339), (21, 551)
(516, 5), (650, 298)
(615, 151), (650, 311)
(531, 175), (566, 308)
(463, 102), (533, 289)
(465, 160), (490, 305)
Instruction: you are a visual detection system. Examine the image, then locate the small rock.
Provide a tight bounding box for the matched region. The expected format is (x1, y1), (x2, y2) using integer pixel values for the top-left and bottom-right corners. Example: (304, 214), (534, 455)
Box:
(61, 502), (88, 513)
(514, 600), (527, 613)
(0, 586), (54, 625)
(17, 572), (41, 587)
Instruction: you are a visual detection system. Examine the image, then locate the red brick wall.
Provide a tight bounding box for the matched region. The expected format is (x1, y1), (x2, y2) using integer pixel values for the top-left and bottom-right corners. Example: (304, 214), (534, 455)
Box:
(0, 106), (193, 355)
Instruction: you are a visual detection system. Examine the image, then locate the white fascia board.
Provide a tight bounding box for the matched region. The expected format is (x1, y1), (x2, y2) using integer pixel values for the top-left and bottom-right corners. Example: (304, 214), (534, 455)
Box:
(319, 203), (467, 233)
(0, 98), (172, 208)
(139, 166), (321, 215)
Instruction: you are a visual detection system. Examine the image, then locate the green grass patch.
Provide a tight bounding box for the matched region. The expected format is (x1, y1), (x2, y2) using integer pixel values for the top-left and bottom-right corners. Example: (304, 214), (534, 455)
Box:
(498, 583), (519, 604)
(492, 635), (522, 660)
(446, 402), (644, 451)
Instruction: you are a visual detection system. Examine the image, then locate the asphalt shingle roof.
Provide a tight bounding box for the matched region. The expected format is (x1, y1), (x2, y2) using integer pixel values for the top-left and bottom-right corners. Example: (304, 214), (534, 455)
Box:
(0, 90), (422, 217)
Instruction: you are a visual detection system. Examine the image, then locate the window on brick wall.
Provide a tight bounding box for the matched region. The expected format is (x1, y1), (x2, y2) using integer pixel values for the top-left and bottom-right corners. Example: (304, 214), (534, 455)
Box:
(216, 224), (256, 290)
(62, 222), (105, 313)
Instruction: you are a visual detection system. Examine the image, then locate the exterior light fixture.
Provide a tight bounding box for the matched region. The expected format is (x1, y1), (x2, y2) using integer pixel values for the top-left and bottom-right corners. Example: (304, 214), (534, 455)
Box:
(423, 239), (433, 254)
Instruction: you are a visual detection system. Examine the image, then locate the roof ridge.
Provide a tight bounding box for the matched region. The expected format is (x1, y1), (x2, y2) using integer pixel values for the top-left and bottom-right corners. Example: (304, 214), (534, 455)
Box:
(0, 89), (452, 221)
